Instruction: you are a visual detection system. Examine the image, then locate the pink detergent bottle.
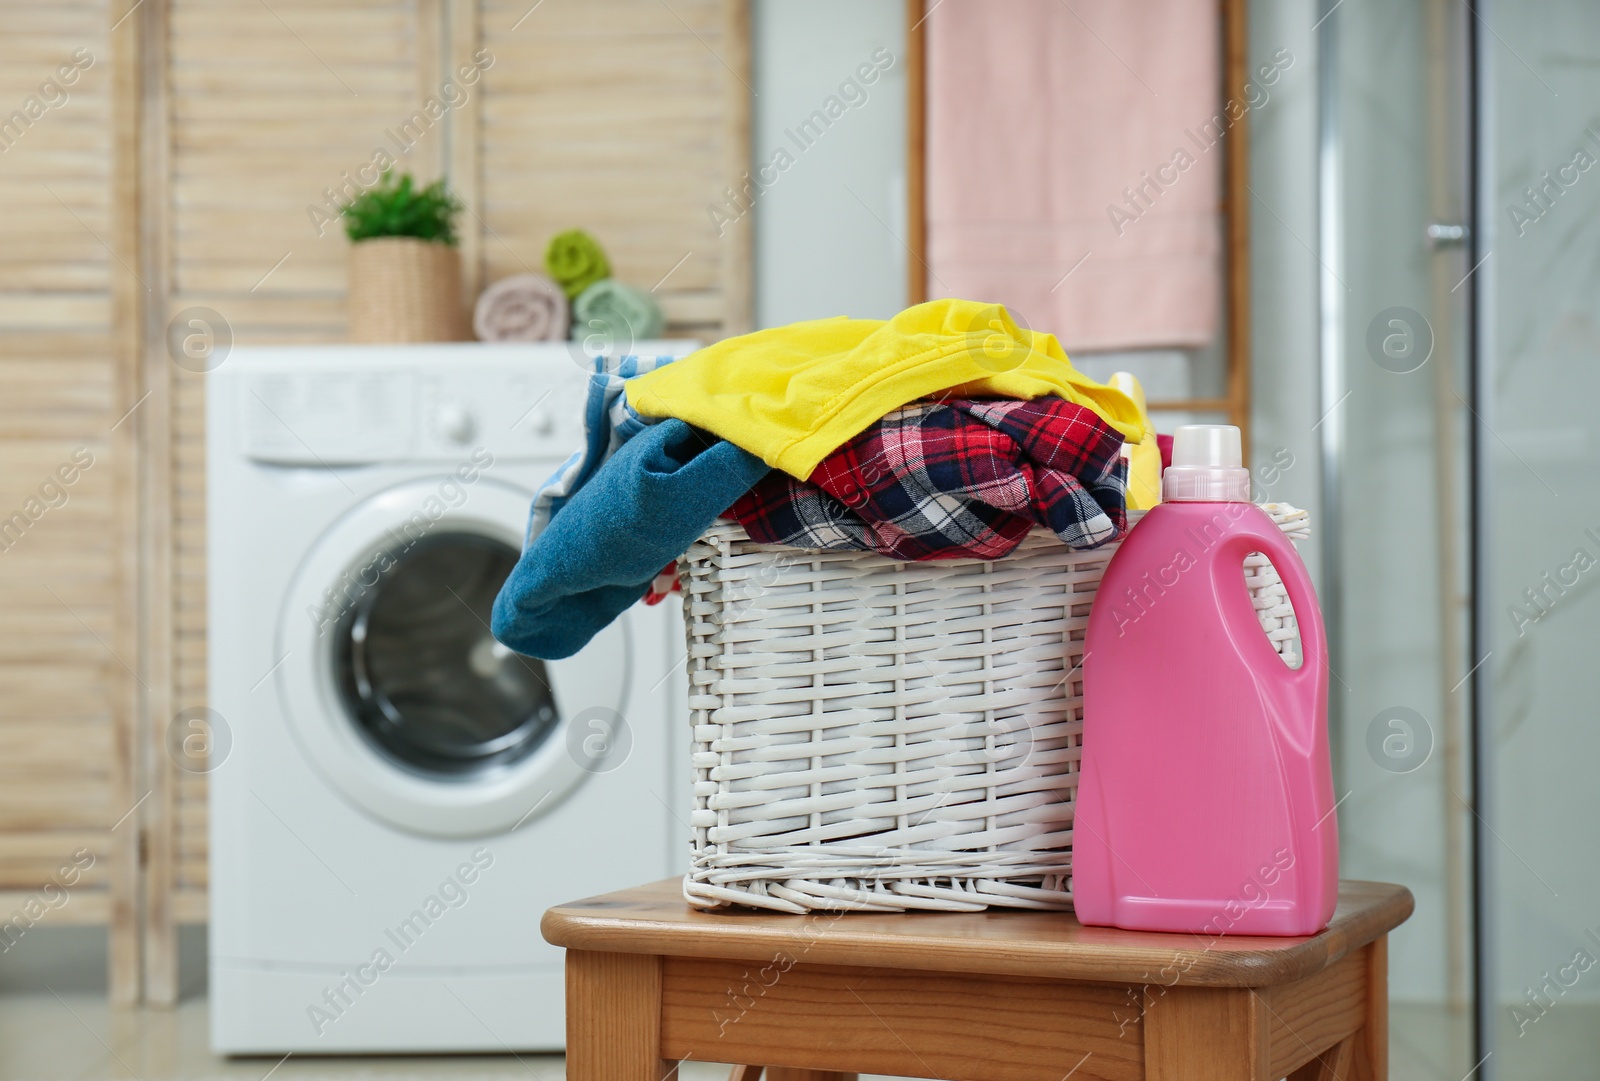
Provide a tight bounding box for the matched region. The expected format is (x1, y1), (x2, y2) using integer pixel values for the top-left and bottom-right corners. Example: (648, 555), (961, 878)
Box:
(1072, 425), (1337, 937)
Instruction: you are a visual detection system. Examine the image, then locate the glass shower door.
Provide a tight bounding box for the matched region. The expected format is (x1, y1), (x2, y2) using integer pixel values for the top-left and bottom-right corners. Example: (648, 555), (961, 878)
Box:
(1476, 3), (1600, 1077)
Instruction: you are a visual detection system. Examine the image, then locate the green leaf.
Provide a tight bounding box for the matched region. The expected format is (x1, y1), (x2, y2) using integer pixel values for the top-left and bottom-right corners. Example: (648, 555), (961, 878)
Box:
(341, 170), (462, 246)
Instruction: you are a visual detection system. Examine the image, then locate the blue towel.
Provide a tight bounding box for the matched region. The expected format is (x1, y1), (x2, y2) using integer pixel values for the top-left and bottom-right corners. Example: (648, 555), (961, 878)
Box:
(491, 420), (769, 660)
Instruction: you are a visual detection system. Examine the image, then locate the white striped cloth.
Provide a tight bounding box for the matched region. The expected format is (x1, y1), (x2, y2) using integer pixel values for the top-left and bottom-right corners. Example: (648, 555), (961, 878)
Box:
(523, 354), (677, 549)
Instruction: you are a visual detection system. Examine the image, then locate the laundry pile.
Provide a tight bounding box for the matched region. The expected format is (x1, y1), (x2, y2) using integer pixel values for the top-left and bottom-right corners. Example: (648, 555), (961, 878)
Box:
(490, 298), (1153, 660)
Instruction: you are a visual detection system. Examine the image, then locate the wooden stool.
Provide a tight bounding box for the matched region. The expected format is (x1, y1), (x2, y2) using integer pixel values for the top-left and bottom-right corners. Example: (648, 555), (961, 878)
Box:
(543, 878), (1412, 1081)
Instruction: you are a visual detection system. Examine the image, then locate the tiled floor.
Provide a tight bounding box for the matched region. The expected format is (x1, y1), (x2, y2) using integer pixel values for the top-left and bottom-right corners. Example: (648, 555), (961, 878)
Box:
(4, 929), (1590, 1080)
(0, 992), (863, 1081)
(0, 991), (1497, 1081)
(0, 929), (906, 1081)
(0, 994), (918, 1081)
(1389, 1002), (1473, 1081)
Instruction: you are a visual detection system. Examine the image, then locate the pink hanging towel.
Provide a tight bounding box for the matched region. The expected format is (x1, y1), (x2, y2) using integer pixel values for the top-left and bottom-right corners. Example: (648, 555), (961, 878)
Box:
(924, 0), (1226, 353)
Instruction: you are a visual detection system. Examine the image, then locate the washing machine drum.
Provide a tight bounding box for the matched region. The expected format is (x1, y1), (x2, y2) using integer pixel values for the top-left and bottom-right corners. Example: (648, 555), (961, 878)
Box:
(279, 477), (629, 837)
(336, 534), (555, 776)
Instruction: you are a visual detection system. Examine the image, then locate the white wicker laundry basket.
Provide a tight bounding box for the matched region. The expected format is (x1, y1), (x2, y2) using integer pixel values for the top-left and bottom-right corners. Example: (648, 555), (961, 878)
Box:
(677, 504), (1311, 913)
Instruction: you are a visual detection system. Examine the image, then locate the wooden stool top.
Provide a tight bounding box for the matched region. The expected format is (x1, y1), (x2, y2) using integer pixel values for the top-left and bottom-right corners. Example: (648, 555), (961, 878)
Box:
(543, 878), (1411, 989)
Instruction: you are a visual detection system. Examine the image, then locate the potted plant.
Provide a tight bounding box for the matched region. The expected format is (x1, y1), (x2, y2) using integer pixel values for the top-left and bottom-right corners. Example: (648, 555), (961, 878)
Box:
(343, 172), (467, 343)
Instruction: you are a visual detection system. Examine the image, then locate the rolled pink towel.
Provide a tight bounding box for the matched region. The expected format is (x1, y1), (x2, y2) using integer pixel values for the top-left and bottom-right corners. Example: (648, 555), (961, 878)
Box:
(473, 273), (569, 342)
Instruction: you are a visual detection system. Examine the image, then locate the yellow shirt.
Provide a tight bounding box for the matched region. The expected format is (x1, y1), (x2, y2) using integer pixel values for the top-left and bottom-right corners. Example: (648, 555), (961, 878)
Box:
(625, 299), (1147, 478)
(1107, 372), (1163, 510)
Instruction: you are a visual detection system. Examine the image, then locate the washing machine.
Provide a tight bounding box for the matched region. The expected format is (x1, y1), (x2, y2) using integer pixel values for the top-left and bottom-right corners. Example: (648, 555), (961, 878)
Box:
(206, 343), (694, 1053)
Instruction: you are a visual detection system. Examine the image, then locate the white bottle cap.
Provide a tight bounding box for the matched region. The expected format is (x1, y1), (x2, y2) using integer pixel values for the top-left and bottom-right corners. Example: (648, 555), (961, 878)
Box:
(1162, 425), (1251, 502)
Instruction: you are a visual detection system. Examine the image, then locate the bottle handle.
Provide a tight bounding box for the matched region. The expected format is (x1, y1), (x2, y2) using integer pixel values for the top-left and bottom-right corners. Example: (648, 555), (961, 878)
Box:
(1215, 515), (1328, 742)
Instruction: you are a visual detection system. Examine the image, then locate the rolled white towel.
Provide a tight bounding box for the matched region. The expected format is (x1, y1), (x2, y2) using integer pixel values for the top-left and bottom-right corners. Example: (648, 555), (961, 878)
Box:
(472, 273), (569, 342)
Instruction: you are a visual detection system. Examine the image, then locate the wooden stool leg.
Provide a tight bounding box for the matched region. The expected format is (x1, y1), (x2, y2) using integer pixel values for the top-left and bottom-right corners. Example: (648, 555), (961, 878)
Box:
(764, 1071), (858, 1081)
(1353, 937), (1389, 1081)
(565, 950), (678, 1081)
(1145, 986), (1271, 1081)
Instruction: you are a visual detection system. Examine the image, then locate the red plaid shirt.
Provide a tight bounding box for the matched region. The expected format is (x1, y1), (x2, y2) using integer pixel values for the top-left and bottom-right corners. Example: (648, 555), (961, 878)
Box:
(729, 397), (1127, 560)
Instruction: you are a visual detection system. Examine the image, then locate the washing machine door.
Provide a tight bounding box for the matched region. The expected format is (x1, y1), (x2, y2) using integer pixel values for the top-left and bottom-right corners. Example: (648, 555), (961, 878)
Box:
(277, 476), (631, 837)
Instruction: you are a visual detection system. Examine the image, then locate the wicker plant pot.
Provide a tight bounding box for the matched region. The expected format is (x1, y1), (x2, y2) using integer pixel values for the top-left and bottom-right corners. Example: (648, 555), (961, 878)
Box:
(347, 236), (467, 343)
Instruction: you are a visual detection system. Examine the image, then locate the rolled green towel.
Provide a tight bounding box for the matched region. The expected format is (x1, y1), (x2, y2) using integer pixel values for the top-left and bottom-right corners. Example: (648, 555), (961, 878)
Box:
(570, 279), (666, 345)
(544, 229), (611, 299)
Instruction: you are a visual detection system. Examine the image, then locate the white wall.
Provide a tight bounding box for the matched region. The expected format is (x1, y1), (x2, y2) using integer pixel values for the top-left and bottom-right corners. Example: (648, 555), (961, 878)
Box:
(751, 0), (907, 327)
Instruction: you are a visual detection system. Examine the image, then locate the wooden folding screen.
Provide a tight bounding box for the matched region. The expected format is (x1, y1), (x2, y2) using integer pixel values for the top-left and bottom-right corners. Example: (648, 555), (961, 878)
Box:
(0, 0), (750, 1002)
(0, 0), (138, 1001)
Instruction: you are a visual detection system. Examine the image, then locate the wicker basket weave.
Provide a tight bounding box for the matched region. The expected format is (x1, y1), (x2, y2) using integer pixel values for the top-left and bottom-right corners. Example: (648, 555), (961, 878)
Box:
(347, 236), (467, 343)
(678, 504), (1311, 913)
